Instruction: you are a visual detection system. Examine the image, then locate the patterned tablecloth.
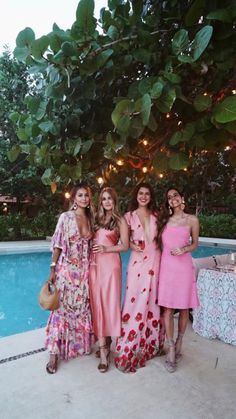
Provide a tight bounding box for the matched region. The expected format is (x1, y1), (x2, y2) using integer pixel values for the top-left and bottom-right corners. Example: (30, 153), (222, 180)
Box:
(193, 268), (236, 346)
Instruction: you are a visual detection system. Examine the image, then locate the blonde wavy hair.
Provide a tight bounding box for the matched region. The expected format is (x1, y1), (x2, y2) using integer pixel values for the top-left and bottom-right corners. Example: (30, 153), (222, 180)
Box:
(95, 187), (121, 231)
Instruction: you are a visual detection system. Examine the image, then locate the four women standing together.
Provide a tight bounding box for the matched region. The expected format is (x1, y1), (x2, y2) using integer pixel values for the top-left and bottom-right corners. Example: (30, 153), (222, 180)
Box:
(45, 182), (199, 375)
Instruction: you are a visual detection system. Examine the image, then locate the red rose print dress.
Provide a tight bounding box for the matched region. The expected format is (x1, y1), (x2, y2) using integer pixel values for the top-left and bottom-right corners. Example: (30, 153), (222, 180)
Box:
(115, 211), (165, 373)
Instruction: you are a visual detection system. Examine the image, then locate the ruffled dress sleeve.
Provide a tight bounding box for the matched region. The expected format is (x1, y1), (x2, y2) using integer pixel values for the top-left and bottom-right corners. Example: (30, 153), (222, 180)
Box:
(51, 213), (69, 258)
(124, 211), (132, 228)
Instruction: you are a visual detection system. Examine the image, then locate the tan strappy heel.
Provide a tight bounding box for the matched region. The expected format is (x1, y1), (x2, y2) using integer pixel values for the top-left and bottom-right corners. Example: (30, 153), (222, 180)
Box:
(95, 337), (112, 358)
(165, 339), (176, 373)
(97, 344), (110, 373)
(175, 333), (184, 362)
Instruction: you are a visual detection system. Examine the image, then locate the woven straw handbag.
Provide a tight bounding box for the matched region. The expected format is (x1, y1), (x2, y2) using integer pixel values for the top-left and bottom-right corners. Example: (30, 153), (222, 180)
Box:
(39, 282), (59, 311)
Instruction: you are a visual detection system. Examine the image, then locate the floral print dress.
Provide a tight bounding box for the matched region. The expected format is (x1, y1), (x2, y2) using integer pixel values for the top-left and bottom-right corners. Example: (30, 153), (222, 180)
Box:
(115, 211), (165, 373)
(45, 211), (93, 360)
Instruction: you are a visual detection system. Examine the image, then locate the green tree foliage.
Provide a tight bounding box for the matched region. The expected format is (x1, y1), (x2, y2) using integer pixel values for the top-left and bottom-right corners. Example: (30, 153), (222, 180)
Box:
(9, 0), (236, 192)
(0, 48), (48, 202)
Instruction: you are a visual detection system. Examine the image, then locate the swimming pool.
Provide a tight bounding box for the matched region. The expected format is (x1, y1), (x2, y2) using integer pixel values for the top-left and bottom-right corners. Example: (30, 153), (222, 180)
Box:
(0, 246), (234, 337)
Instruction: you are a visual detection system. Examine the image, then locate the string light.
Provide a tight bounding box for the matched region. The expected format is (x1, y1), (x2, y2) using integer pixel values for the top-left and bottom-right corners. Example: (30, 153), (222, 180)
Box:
(183, 168), (188, 171)
(159, 173), (164, 178)
(203, 92), (208, 96)
(224, 146), (231, 151)
(142, 167), (148, 173)
(116, 159), (124, 166)
(64, 192), (71, 199)
(178, 121), (182, 126)
(97, 177), (104, 185)
(142, 139), (148, 146)
(166, 113), (171, 118)
(232, 90), (236, 95)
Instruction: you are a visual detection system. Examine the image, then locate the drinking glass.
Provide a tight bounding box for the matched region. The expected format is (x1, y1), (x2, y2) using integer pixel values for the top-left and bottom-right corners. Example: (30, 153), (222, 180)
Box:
(230, 253), (235, 266)
(90, 238), (97, 266)
(138, 238), (145, 251)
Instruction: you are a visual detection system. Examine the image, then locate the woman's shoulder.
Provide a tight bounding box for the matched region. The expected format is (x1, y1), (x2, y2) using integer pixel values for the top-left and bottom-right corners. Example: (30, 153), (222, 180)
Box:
(118, 215), (128, 227)
(186, 214), (199, 226)
(58, 210), (74, 221)
(124, 210), (136, 223)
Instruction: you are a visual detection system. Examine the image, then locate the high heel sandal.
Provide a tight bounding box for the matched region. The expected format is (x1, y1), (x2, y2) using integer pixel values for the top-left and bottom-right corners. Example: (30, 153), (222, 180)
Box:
(175, 333), (184, 362)
(95, 337), (112, 358)
(97, 344), (110, 373)
(165, 339), (176, 373)
(46, 354), (58, 374)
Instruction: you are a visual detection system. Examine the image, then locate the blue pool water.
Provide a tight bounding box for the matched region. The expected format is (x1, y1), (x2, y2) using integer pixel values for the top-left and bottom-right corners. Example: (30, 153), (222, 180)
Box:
(0, 246), (234, 337)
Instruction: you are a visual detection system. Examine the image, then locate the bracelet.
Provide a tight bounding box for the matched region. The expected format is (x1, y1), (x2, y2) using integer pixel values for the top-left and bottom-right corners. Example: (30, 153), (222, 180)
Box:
(50, 262), (57, 268)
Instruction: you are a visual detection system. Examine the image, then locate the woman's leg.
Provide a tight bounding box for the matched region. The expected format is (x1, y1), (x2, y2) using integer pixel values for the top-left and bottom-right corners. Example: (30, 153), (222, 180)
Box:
(46, 353), (58, 374)
(175, 309), (189, 360)
(97, 336), (110, 373)
(164, 308), (176, 372)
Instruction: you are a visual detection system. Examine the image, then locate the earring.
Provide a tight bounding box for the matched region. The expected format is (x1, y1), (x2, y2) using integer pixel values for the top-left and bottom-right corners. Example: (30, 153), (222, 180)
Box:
(73, 202), (78, 210)
(181, 199), (185, 211)
(169, 206), (173, 215)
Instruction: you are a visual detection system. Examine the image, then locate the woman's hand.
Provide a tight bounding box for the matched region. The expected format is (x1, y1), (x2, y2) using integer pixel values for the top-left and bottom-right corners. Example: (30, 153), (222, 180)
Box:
(170, 247), (185, 256)
(130, 241), (143, 252)
(48, 269), (56, 284)
(92, 244), (106, 253)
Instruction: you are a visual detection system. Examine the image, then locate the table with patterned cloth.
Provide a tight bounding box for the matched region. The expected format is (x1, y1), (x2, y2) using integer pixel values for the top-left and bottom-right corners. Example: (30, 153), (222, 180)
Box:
(193, 268), (236, 346)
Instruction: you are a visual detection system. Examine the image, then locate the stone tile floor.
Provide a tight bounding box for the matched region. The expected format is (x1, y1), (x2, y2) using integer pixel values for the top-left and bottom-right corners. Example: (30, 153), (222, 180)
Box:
(0, 323), (235, 419)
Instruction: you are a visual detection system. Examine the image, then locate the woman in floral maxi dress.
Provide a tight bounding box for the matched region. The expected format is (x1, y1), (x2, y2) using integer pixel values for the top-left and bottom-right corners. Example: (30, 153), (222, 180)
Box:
(115, 183), (165, 373)
(45, 184), (95, 373)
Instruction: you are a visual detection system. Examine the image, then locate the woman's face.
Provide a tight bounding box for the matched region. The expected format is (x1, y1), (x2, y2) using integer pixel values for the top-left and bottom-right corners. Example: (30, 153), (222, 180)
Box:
(74, 188), (90, 208)
(101, 191), (114, 212)
(167, 189), (182, 209)
(137, 187), (151, 208)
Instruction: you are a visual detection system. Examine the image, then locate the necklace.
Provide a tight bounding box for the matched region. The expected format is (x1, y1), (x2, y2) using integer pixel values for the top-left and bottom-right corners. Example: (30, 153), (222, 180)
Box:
(172, 212), (185, 220)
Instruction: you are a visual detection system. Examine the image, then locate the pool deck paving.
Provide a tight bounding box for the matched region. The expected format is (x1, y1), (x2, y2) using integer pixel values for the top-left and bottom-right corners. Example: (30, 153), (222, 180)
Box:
(0, 322), (235, 419)
(0, 239), (235, 419)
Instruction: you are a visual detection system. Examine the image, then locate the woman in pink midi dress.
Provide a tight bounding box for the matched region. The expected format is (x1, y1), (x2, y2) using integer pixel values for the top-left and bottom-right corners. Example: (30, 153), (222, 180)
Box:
(115, 183), (165, 373)
(156, 187), (199, 373)
(89, 187), (129, 373)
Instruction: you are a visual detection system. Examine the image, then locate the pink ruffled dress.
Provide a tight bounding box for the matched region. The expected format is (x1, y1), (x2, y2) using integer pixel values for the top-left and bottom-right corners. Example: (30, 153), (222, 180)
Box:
(45, 211), (93, 360)
(115, 210), (165, 373)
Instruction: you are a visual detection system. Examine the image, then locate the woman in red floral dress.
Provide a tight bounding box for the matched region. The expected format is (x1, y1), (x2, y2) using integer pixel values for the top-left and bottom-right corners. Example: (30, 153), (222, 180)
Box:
(115, 183), (165, 373)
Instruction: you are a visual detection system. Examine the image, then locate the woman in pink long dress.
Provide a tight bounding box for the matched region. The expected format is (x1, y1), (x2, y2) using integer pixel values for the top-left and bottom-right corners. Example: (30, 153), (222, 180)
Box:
(45, 183), (95, 373)
(115, 183), (165, 373)
(89, 187), (129, 373)
(156, 187), (199, 373)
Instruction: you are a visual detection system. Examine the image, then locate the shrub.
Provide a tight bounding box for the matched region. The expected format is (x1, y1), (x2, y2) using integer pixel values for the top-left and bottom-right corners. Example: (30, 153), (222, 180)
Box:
(0, 211), (58, 241)
(199, 214), (236, 239)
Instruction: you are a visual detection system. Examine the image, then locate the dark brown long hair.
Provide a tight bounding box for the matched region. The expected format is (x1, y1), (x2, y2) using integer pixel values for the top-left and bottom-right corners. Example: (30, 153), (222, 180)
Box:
(95, 187), (121, 231)
(70, 183), (95, 230)
(155, 187), (185, 250)
(128, 182), (158, 214)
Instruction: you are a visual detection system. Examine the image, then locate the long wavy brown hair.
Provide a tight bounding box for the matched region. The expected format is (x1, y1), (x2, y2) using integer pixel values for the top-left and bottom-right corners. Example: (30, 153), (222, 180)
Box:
(95, 187), (121, 231)
(155, 187), (185, 250)
(128, 182), (158, 214)
(70, 183), (95, 230)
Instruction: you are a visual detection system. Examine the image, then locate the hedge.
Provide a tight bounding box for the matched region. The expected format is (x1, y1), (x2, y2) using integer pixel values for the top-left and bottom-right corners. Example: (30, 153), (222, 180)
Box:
(0, 212), (235, 241)
(199, 214), (236, 239)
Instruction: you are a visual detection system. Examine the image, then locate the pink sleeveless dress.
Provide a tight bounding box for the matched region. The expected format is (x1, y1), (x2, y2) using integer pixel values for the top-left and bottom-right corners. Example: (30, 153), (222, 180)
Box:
(89, 228), (122, 337)
(158, 225), (199, 309)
